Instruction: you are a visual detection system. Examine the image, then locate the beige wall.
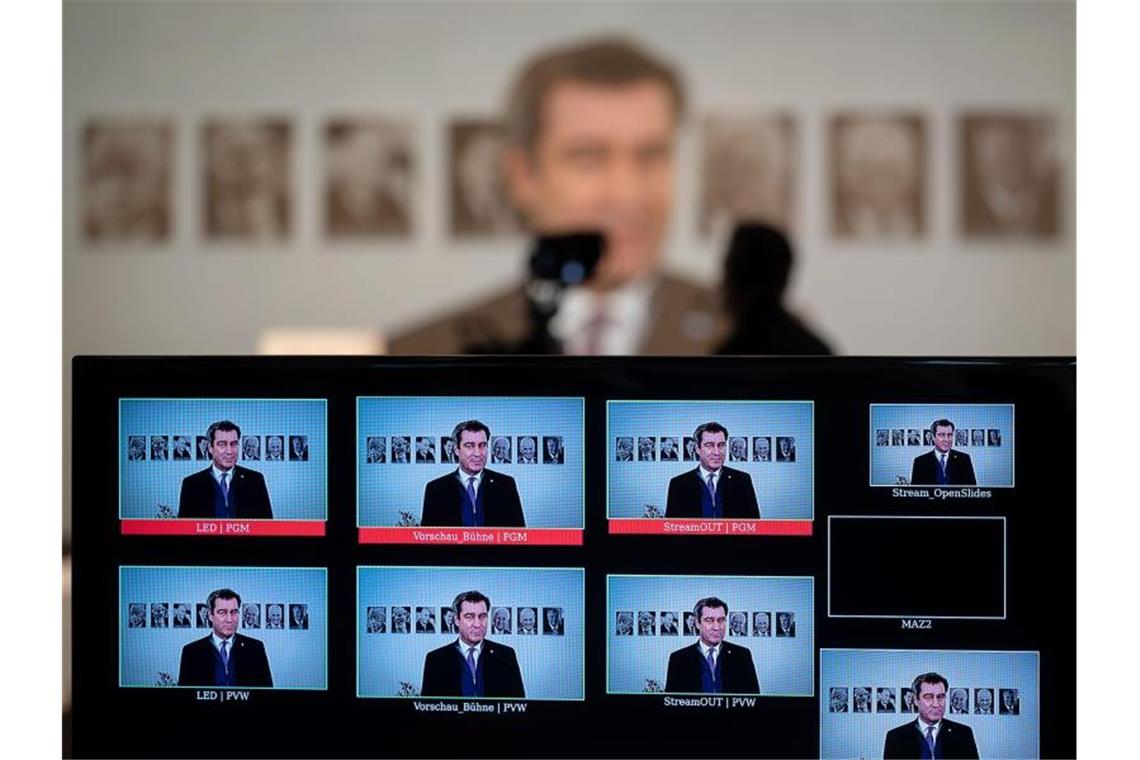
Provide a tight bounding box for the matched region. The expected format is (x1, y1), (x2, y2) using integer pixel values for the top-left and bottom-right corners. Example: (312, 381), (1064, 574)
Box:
(62, 0), (1075, 528)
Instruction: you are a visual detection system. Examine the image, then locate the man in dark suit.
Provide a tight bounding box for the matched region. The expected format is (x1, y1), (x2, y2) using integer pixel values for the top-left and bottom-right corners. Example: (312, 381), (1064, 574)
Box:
(421, 591), (525, 698)
(543, 607), (564, 635)
(776, 611), (796, 637)
(665, 422), (760, 518)
(883, 672), (979, 759)
(910, 419), (977, 486)
(178, 421), (273, 519)
(178, 588), (273, 687)
(386, 38), (726, 357)
(665, 596), (759, 694)
(421, 420), (525, 527)
(441, 437), (458, 464)
(542, 436), (564, 464)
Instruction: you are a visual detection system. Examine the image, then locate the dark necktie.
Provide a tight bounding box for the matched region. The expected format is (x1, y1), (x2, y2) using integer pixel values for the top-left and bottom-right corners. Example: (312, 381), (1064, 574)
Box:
(937, 453), (948, 485)
(706, 473), (716, 501)
(706, 648), (716, 682)
(925, 725), (936, 758)
(220, 472), (232, 515)
(466, 477), (477, 512)
(466, 646), (477, 680)
(220, 639), (230, 672)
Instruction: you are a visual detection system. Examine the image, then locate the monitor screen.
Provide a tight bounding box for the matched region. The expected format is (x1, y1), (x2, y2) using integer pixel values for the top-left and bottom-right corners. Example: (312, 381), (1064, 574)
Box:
(70, 356), (1074, 757)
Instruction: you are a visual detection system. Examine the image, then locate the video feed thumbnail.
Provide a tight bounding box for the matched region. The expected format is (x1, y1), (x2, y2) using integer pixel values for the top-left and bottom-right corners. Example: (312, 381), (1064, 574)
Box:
(119, 398), (327, 535)
(357, 397), (584, 544)
(607, 575), (813, 696)
(607, 401), (813, 535)
(358, 566), (584, 700)
(119, 566), (327, 690)
(821, 649), (1038, 758)
(870, 404), (1014, 488)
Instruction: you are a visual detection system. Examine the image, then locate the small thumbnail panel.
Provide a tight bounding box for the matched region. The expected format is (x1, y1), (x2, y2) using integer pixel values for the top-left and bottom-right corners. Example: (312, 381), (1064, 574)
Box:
(119, 566), (327, 690)
(607, 401), (813, 533)
(821, 649), (1039, 759)
(829, 517), (1005, 619)
(357, 566), (585, 700)
(607, 574), (813, 696)
(357, 397), (584, 543)
(118, 398), (327, 532)
(870, 404), (1014, 488)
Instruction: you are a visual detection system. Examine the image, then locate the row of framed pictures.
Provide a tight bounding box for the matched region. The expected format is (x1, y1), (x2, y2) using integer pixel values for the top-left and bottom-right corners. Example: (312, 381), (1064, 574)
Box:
(79, 111), (1061, 246)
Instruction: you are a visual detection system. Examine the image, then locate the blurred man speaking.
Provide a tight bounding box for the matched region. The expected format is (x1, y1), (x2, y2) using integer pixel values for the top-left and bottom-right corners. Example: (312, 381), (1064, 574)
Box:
(389, 37), (722, 355)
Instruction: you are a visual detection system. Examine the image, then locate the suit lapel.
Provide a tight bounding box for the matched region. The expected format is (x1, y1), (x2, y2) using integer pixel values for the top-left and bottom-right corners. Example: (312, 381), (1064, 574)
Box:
(717, 470), (728, 513)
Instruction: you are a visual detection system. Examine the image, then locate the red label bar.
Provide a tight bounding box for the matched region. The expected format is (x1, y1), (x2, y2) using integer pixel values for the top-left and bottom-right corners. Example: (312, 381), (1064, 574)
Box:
(358, 527), (583, 545)
(609, 519), (813, 536)
(121, 520), (326, 537)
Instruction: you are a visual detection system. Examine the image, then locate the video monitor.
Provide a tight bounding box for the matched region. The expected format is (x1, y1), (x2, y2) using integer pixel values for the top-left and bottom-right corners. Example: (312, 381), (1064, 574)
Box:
(72, 356), (1074, 758)
(119, 566), (327, 691)
(118, 398), (327, 536)
(870, 404), (1014, 489)
(607, 401), (813, 535)
(357, 566), (584, 701)
(821, 649), (1039, 759)
(606, 574), (813, 697)
(357, 396), (585, 545)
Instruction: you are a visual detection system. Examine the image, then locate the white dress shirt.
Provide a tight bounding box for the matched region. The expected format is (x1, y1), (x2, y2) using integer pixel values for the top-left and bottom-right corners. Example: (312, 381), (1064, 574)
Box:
(210, 631), (234, 657)
(698, 465), (722, 492)
(698, 640), (721, 670)
(916, 718), (942, 746)
(549, 277), (654, 355)
(456, 469), (484, 496)
(456, 638), (485, 668)
(211, 464), (235, 486)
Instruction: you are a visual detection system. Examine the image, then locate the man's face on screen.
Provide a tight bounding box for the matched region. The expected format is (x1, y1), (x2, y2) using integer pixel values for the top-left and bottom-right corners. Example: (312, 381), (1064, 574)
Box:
(519, 608), (536, 632)
(210, 597), (240, 638)
(933, 425), (954, 454)
(698, 432), (727, 472)
(977, 690), (992, 713)
(507, 81), (676, 291)
(457, 601), (488, 646)
(520, 437), (536, 461)
(267, 436), (283, 459)
(493, 437), (509, 460)
(696, 604), (726, 648)
(210, 429), (240, 471)
(916, 682), (946, 724)
(457, 430), (488, 475)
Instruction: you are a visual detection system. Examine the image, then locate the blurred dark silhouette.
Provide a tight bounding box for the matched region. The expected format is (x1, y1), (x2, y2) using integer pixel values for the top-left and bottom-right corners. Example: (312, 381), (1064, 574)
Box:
(717, 223), (831, 355)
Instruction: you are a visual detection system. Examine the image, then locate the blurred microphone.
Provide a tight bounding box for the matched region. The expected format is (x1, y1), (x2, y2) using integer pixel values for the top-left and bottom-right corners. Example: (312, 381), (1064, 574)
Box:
(520, 231), (604, 353)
